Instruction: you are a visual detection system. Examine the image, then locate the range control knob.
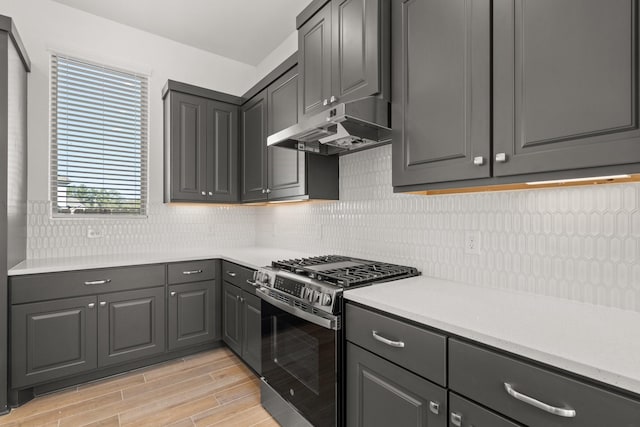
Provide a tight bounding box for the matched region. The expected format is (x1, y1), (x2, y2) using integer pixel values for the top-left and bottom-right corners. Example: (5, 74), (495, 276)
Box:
(312, 290), (321, 303)
(304, 288), (314, 302)
(321, 293), (332, 306)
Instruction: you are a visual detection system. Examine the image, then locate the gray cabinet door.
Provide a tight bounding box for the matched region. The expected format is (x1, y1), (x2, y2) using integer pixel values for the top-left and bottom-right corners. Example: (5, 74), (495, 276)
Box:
(168, 92), (208, 201)
(222, 281), (242, 355)
(347, 342), (447, 427)
(267, 66), (306, 200)
(241, 91), (268, 202)
(168, 281), (217, 351)
(11, 296), (98, 388)
(241, 291), (261, 374)
(97, 287), (165, 367)
(206, 100), (238, 202)
(493, 0), (640, 177)
(391, 0), (491, 187)
(298, 1), (333, 119)
(331, 0), (382, 104)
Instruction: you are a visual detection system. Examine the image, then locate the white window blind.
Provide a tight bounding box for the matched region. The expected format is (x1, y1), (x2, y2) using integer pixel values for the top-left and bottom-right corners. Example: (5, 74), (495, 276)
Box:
(51, 54), (148, 216)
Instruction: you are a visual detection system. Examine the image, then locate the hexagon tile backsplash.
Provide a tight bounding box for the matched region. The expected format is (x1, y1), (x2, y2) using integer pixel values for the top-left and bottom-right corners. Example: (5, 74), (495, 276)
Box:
(255, 145), (640, 312)
(27, 144), (640, 311)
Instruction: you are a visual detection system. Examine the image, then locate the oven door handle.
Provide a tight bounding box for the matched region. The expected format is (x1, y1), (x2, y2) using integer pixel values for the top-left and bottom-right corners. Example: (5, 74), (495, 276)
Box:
(256, 287), (340, 331)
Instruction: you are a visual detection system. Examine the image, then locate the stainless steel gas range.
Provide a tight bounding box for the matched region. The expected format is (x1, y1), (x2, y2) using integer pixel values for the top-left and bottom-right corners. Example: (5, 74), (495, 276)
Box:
(252, 255), (420, 426)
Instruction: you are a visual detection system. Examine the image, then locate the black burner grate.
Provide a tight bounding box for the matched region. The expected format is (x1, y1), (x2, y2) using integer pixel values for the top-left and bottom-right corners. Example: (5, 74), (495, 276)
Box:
(272, 255), (420, 287)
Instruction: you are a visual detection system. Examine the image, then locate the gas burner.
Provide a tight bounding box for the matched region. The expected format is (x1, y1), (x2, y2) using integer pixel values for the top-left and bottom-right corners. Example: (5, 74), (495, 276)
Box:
(272, 255), (420, 288)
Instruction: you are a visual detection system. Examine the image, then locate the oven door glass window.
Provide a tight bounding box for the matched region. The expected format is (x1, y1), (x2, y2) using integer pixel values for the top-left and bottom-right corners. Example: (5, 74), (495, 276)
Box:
(262, 300), (338, 426)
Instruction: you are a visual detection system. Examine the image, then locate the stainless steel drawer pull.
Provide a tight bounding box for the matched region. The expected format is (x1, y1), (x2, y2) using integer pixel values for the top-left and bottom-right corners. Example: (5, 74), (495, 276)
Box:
(450, 412), (462, 427)
(87, 303), (95, 309)
(429, 401), (440, 415)
(226, 271), (237, 277)
(84, 279), (111, 286)
(504, 383), (576, 418)
(371, 330), (405, 348)
(182, 270), (203, 275)
(170, 291), (177, 297)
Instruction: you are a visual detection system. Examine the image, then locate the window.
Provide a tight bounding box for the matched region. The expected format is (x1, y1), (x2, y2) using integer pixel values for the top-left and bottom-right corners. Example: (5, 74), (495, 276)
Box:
(51, 54), (148, 216)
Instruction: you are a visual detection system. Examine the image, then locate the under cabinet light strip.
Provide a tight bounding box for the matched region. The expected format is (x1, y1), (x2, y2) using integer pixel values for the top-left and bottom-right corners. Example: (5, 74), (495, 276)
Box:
(525, 175), (631, 186)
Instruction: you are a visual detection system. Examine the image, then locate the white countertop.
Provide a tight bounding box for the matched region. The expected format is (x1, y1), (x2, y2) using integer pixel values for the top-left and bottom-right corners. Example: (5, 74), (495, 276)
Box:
(8, 247), (313, 275)
(344, 276), (640, 396)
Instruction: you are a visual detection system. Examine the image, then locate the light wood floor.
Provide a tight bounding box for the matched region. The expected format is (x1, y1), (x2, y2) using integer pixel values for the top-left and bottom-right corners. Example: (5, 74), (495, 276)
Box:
(0, 347), (279, 427)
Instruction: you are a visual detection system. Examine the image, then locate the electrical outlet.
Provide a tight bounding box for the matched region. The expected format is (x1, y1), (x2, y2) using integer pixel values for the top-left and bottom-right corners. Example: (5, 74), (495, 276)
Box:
(87, 227), (104, 239)
(464, 231), (480, 255)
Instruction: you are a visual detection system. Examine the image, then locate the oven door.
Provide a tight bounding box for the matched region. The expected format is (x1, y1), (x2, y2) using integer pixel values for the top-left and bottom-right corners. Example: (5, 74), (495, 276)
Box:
(260, 295), (340, 427)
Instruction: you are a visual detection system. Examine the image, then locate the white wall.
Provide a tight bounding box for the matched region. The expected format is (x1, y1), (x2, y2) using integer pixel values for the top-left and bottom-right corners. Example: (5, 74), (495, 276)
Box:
(1, 0), (256, 203)
(249, 30), (298, 91)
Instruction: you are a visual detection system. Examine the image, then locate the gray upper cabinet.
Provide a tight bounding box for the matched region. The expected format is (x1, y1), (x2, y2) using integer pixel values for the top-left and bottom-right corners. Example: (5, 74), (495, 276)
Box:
(164, 83), (240, 203)
(298, 0), (389, 120)
(493, 0), (640, 177)
(242, 66), (340, 202)
(267, 67), (306, 200)
(241, 90), (268, 202)
(392, 0), (491, 187)
(393, 0), (640, 191)
(299, 2), (332, 118)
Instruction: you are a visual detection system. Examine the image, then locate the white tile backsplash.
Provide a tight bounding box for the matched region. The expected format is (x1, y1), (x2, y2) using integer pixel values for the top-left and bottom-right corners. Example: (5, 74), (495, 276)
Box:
(27, 201), (257, 259)
(27, 144), (640, 311)
(255, 145), (640, 312)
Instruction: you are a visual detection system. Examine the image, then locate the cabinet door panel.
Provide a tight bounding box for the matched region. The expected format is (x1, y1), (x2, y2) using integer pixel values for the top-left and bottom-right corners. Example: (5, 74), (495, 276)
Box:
(11, 296), (97, 388)
(493, 0), (640, 176)
(347, 343), (446, 427)
(299, 2), (333, 118)
(222, 282), (242, 355)
(98, 287), (165, 367)
(268, 68), (299, 135)
(207, 101), (238, 202)
(241, 92), (268, 202)
(168, 281), (217, 351)
(170, 92), (207, 200)
(241, 291), (261, 374)
(332, 0), (380, 103)
(392, 0), (491, 186)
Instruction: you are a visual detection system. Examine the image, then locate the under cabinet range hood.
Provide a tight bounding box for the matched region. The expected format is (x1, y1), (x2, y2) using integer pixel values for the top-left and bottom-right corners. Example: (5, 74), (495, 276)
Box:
(267, 97), (391, 155)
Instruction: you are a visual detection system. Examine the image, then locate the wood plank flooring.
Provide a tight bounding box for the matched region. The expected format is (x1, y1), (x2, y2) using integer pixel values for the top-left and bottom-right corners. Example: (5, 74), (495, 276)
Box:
(0, 347), (279, 427)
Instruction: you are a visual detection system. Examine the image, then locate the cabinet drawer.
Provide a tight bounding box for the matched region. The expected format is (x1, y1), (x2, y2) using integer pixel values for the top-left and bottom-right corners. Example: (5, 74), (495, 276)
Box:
(11, 264), (166, 304)
(449, 392), (522, 427)
(345, 303), (447, 386)
(449, 339), (640, 427)
(167, 260), (216, 284)
(221, 261), (255, 292)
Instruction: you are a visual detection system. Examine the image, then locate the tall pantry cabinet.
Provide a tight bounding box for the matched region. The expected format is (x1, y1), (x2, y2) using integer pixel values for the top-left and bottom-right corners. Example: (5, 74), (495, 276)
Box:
(0, 15), (30, 414)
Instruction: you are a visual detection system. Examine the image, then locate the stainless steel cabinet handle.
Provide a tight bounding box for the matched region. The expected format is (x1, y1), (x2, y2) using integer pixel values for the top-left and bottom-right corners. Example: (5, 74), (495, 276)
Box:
(266, 188), (271, 194)
(495, 152), (507, 163)
(99, 301), (107, 307)
(323, 99), (329, 106)
(261, 189), (266, 194)
(371, 330), (405, 348)
(201, 191), (206, 196)
(450, 412), (463, 427)
(504, 383), (576, 418)
(429, 401), (439, 415)
(170, 291), (177, 296)
(226, 271), (237, 277)
(329, 95), (337, 103)
(182, 270), (203, 275)
(236, 295), (240, 301)
(84, 279), (111, 286)
(473, 156), (484, 166)
(240, 297), (244, 303)
(87, 303), (95, 309)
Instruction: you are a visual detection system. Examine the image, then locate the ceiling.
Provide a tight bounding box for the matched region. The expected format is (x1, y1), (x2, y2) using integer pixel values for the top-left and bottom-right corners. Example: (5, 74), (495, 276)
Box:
(52, 0), (311, 66)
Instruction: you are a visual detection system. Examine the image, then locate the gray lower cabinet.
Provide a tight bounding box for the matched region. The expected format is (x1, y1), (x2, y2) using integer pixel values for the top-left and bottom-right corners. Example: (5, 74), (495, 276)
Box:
(392, 0), (640, 191)
(298, 0), (389, 120)
(168, 282), (217, 350)
(449, 339), (640, 427)
(97, 287), (165, 367)
(163, 84), (239, 203)
(347, 342), (447, 427)
(11, 296), (98, 388)
(448, 393), (522, 427)
(222, 274), (261, 374)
